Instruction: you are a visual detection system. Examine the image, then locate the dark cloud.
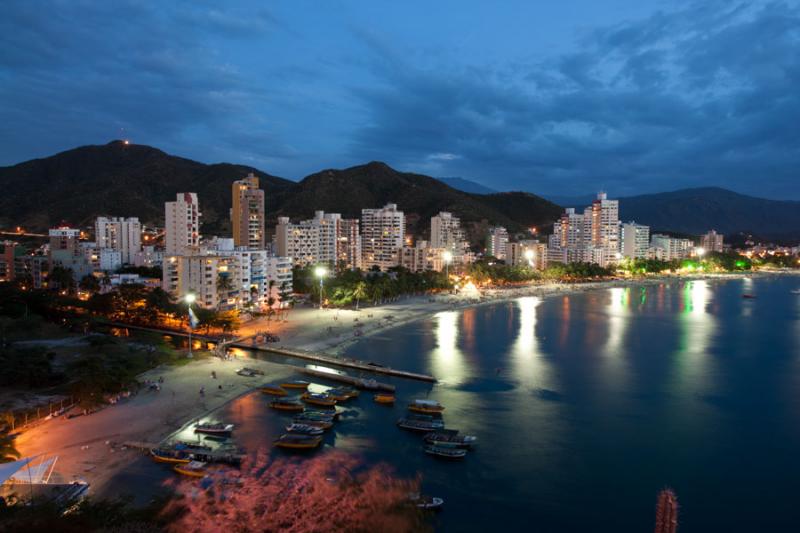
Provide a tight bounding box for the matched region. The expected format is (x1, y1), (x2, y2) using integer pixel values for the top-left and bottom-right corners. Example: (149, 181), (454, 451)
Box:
(346, 1), (800, 198)
(0, 1), (797, 199)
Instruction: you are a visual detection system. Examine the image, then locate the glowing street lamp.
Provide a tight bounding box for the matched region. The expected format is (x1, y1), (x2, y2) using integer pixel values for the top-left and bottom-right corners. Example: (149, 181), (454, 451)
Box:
(442, 250), (453, 278)
(695, 247), (706, 258)
(185, 293), (196, 358)
(524, 248), (535, 268)
(314, 266), (328, 310)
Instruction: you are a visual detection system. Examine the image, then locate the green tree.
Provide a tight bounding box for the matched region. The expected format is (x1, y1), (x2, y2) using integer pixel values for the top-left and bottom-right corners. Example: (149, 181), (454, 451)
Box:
(352, 281), (368, 310)
(78, 274), (101, 294)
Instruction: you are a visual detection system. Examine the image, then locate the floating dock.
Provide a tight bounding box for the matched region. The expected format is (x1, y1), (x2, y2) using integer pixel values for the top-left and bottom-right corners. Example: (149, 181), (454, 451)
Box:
(298, 366), (396, 392)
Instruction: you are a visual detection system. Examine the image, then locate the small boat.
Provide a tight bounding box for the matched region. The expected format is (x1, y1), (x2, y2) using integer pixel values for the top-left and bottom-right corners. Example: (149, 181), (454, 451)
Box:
(301, 392), (337, 407)
(286, 423), (325, 436)
(742, 294), (757, 299)
(269, 398), (305, 412)
(274, 434), (322, 450)
(374, 393), (395, 405)
(424, 430), (477, 449)
(397, 417), (445, 432)
(173, 441), (213, 452)
(174, 460), (208, 478)
(327, 387), (359, 401)
(236, 367), (264, 377)
(260, 384), (288, 396)
(408, 399), (445, 414)
(281, 380), (310, 389)
(292, 417), (333, 429)
(791, 289), (800, 294)
(194, 422), (234, 436)
(408, 493), (444, 511)
(150, 448), (191, 464)
(424, 444), (467, 460)
(301, 409), (341, 420)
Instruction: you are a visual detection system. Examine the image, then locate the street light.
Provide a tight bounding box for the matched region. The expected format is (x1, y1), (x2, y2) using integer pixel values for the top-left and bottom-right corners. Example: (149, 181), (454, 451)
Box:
(695, 247), (706, 258)
(314, 266), (328, 310)
(524, 248), (535, 268)
(185, 293), (196, 358)
(442, 250), (453, 278)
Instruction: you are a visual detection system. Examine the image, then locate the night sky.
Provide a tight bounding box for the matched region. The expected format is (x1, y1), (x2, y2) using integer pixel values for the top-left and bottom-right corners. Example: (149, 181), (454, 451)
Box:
(1, 1), (798, 199)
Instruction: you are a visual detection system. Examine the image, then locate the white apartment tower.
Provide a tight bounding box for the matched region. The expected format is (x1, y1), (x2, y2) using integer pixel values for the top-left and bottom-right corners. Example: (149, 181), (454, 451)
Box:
(231, 173), (265, 249)
(486, 226), (509, 260)
(621, 222), (650, 259)
(95, 216), (142, 264)
(275, 211), (360, 269)
(584, 192), (620, 261)
(700, 230), (724, 253)
(431, 212), (466, 251)
(165, 193), (201, 256)
(361, 203), (405, 270)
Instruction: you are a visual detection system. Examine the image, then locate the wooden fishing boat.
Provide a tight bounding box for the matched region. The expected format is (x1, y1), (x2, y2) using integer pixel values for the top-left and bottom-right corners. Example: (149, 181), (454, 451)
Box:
(423, 430), (477, 448)
(291, 417), (334, 429)
(150, 448), (191, 464)
(280, 380), (311, 389)
(423, 444), (467, 460)
(269, 398), (305, 412)
(327, 387), (359, 401)
(408, 399), (445, 414)
(194, 422), (234, 436)
(303, 409), (341, 420)
(260, 384), (288, 396)
(174, 460), (208, 477)
(286, 423), (325, 436)
(301, 392), (337, 407)
(274, 434), (322, 450)
(374, 393), (395, 405)
(397, 417), (445, 432)
(408, 493), (445, 510)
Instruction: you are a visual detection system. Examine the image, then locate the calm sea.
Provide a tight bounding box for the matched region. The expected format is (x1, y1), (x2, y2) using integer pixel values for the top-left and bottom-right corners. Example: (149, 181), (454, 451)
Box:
(119, 275), (800, 532)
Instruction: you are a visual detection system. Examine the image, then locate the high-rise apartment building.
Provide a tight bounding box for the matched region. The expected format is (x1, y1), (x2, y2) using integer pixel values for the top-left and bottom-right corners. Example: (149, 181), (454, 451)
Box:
(700, 230), (724, 253)
(584, 192), (620, 261)
(509, 240), (548, 270)
(650, 234), (693, 260)
(95, 216), (141, 264)
(361, 203), (405, 270)
(0, 241), (19, 282)
(231, 173), (265, 249)
(275, 211), (360, 269)
(165, 193), (201, 256)
(48, 226), (92, 281)
(621, 222), (650, 259)
(486, 226), (509, 260)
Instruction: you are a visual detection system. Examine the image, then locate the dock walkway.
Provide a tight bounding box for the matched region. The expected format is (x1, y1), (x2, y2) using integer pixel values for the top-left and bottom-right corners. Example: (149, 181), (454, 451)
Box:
(231, 342), (437, 383)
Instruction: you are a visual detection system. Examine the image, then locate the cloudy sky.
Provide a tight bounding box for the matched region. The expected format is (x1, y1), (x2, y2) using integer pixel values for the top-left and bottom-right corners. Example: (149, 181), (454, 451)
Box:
(1, 1), (798, 198)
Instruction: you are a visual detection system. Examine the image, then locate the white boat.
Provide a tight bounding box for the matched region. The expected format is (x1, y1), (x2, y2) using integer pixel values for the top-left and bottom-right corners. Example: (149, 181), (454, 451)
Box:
(408, 493), (444, 510)
(286, 423), (325, 436)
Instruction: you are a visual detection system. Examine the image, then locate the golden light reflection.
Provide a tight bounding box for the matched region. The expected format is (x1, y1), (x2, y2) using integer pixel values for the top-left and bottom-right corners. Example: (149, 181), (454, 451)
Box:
(605, 287), (630, 356)
(510, 297), (547, 386)
(676, 280), (716, 391)
(431, 311), (467, 386)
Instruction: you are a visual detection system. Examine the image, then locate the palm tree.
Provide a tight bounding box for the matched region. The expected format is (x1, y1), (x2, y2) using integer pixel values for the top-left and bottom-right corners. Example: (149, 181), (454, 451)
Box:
(352, 281), (367, 311)
(216, 273), (233, 310)
(0, 428), (21, 463)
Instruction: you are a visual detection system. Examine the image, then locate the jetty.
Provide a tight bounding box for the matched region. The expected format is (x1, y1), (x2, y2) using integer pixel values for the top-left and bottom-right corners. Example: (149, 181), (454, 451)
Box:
(123, 441), (245, 466)
(298, 366), (396, 392)
(231, 342), (437, 384)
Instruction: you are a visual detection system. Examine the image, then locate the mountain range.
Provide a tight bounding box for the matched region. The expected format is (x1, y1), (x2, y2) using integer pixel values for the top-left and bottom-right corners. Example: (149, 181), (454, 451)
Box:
(0, 141), (561, 242)
(1, 141), (798, 242)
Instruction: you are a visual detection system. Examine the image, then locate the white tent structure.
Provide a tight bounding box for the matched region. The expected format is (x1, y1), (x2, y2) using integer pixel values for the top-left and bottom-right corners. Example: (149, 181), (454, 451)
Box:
(0, 457), (33, 485)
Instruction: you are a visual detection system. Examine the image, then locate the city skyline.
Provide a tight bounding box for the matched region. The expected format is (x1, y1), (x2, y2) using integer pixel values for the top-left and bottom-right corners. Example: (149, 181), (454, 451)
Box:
(2, 1), (798, 199)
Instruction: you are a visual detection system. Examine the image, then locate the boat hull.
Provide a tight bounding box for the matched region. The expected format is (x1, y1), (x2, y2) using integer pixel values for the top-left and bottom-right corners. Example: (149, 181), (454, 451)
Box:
(174, 465), (207, 477)
(150, 450), (191, 464)
(270, 402), (305, 412)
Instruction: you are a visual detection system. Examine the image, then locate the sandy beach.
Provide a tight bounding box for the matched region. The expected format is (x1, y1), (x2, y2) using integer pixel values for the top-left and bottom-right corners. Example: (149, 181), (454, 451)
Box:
(13, 271), (782, 496)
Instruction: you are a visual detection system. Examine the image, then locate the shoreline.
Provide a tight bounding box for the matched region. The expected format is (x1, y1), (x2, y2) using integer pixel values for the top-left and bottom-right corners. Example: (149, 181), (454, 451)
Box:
(13, 270), (791, 498)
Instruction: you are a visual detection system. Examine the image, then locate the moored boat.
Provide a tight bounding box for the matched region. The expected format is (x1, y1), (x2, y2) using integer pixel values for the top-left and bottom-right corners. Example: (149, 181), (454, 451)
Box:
(291, 416), (334, 429)
(260, 384), (288, 396)
(408, 493), (444, 510)
(236, 367), (264, 377)
(286, 423), (325, 436)
(424, 444), (467, 460)
(397, 417), (445, 432)
(281, 380), (311, 389)
(423, 430), (477, 448)
(274, 434), (322, 450)
(194, 422), (234, 436)
(150, 448), (191, 464)
(174, 460), (208, 477)
(374, 393), (395, 405)
(301, 392), (337, 407)
(269, 398), (305, 412)
(408, 399), (445, 414)
(303, 409), (341, 420)
(327, 387), (359, 401)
